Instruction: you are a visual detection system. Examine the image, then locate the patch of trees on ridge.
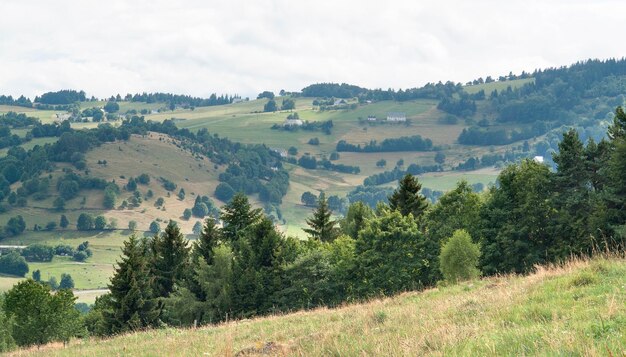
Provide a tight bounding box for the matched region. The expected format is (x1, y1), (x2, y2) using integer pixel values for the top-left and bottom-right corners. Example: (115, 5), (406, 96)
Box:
(337, 135), (433, 152)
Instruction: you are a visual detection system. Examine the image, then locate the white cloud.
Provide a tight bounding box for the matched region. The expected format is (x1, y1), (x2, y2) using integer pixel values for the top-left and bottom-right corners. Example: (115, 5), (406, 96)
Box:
(0, 0), (624, 99)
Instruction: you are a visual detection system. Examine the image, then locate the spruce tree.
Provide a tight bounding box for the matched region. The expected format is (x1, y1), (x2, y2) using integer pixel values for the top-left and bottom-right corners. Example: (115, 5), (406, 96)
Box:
(388, 174), (428, 219)
(194, 218), (222, 265)
(151, 221), (191, 298)
(304, 193), (339, 242)
(105, 235), (158, 334)
(220, 193), (261, 243)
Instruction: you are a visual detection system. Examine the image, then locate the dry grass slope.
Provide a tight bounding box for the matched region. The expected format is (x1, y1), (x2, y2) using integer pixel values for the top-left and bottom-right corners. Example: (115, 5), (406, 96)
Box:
(11, 256), (626, 356)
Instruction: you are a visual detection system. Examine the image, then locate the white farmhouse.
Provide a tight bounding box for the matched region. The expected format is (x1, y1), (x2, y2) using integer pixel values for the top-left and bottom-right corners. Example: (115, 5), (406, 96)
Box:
(283, 119), (303, 126)
(386, 112), (406, 122)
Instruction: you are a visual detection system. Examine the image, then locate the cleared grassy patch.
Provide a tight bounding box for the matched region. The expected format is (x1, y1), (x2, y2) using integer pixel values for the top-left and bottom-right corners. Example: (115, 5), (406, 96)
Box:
(15, 256), (626, 356)
(463, 78), (535, 95)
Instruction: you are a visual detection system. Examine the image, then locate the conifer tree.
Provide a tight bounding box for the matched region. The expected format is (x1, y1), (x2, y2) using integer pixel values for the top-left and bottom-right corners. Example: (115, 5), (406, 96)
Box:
(304, 193), (339, 242)
(151, 221), (191, 298)
(105, 235), (158, 333)
(388, 174), (428, 219)
(220, 193), (261, 243)
(194, 218), (222, 265)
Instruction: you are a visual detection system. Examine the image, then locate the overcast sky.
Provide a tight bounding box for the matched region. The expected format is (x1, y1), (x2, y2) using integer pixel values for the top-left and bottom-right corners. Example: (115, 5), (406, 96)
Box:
(1, 0), (624, 99)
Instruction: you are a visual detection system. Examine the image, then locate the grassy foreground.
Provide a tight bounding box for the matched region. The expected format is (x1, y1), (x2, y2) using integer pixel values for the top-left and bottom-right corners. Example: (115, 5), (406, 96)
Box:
(12, 256), (626, 356)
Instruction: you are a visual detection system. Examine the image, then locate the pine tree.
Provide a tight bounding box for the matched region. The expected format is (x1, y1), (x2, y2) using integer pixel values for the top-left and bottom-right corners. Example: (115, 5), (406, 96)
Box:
(59, 215), (69, 229)
(105, 235), (158, 333)
(552, 129), (587, 190)
(304, 193), (339, 242)
(220, 193), (261, 243)
(151, 221), (191, 298)
(388, 174), (428, 219)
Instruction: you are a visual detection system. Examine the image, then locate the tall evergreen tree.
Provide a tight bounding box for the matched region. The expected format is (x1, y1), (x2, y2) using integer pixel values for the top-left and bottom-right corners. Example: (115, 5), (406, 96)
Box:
(220, 193), (261, 243)
(194, 217), (222, 265)
(304, 193), (339, 242)
(151, 221), (191, 298)
(388, 174), (428, 219)
(105, 235), (158, 334)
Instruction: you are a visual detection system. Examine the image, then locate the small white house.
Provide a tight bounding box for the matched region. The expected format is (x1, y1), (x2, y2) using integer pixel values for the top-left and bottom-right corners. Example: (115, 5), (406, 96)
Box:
(283, 119), (303, 126)
(386, 112), (406, 122)
(367, 115), (377, 122)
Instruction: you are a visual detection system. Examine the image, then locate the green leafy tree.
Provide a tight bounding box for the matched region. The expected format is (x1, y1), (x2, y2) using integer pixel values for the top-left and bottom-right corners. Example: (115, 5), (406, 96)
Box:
(439, 230), (481, 283)
(94, 215), (107, 230)
(128, 220), (137, 231)
(192, 221), (202, 235)
(4, 279), (81, 347)
(53, 197), (65, 211)
(59, 273), (75, 289)
(0, 251), (29, 276)
(303, 193), (339, 242)
(178, 188), (185, 200)
(149, 221), (160, 234)
(300, 191), (317, 206)
(32, 269), (41, 282)
(60, 214), (69, 228)
(263, 99), (277, 112)
(183, 208), (192, 220)
(354, 210), (437, 296)
(388, 174), (428, 219)
(340, 201), (374, 239)
(76, 213), (94, 231)
(105, 235), (159, 334)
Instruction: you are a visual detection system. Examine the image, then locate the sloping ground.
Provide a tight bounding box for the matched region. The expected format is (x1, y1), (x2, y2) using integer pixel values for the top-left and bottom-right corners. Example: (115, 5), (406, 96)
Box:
(13, 256), (626, 356)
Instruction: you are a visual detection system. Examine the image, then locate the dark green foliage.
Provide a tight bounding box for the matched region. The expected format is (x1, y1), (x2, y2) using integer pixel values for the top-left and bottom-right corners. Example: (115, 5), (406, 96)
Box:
(221, 193), (262, 243)
(308, 137), (320, 145)
(341, 201), (374, 239)
(178, 188), (185, 200)
(281, 98), (295, 110)
(37, 89), (86, 104)
(183, 208), (192, 220)
(104, 235), (159, 334)
(0, 251), (29, 276)
(59, 214), (69, 228)
(194, 218), (221, 265)
(21, 244), (54, 262)
(300, 191), (317, 206)
(32, 269), (41, 282)
(479, 160), (554, 274)
(126, 177), (137, 191)
(94, 215), (107, 230)
(149, 221), (160, 234)
(337, 135), (433, 152)
(59, 273), (75, 289)
(76, 213), (94, 231)
(151, 221), (191, 299)
(304, 194), (339, 242)
(354, 210), (436, 296)
(104, 101), (120, 113)
(388, 174), (428, 219)
(137, 173), (150, 185)
(263, 99), (277, 112)
(257, 91), (275, 100)
(4, 279), (81, 346)
(214, 183), (235, 202)
(4, 215), (25, 236)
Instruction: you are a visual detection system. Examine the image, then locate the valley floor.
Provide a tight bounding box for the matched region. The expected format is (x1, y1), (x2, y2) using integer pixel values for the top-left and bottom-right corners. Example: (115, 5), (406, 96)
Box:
(11, 256), (626, 356)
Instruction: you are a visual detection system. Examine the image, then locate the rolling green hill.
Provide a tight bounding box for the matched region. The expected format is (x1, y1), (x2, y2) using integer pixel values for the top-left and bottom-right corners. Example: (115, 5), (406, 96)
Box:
(13, 256), (626, 356)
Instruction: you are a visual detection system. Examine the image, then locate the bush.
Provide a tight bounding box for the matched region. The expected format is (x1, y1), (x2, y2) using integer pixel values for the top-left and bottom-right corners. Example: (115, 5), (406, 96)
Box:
(0, 251), (29, 277)
(439, 229), (481, 283)
(150, 221), (161, 234)
(59, 273), (75, 289)
(214, 183), (235, 202)
(21, 244), (54, 262)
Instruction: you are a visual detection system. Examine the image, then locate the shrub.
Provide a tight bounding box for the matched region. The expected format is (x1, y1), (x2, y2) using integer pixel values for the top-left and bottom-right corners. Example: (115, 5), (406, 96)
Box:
(0, 251), (29, 277)
(439, 229), (481, 283)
